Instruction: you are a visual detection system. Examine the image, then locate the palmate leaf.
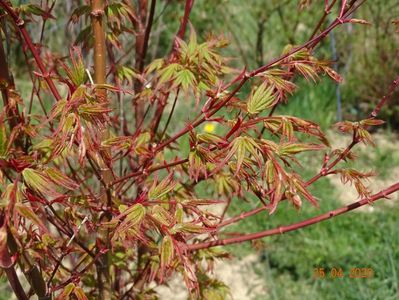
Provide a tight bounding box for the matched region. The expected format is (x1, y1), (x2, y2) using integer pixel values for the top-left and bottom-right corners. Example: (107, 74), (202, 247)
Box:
(50, 99), (68, 120)
(150, 205), (175, 227)
(22, 168), (61, 198)
(148, 174), (176, 200)
(257, 68), (297, 99)
(197, 132), (226, 145)
(283, 45), (310, 61)
(106, 2), (136, 28)
(263, 115), (329, 145)
(360, 119), (385, 126)
(78, 102), (112, 116)
(160, 235), (174, 270)
(174, 222), (215, 234)
(174, 69), (197, 90)
(101, 136), (134, 151)
(212, 136), (263, 177)
(145, 58), (164, 74)
(45, 168), (79, 190)
(20, 3), (49, 17)
(233, 136), (263, 171)
(188, 145), (215, 181)
(69, 5), (90, 24)
(59, 47), (87, 86)
(293, 62), (318, 82)
(74, 26), (93, 47)
(189, 149), (207, 182)
(116, 65), (142, 85)
(278, 143), (325, 156)
(56, 283), (75, 300)
(15, 203), (47, 232)
(336, 169), (375, 198)
(335, 118), (384, 146)
(247, 83), (276, 115)
(158, 63), (183, 84)
(213, 173), (241, 196)
(323, 66), (343, 83)
(289, 175), (318, 207)
(111, 204), (146, 242)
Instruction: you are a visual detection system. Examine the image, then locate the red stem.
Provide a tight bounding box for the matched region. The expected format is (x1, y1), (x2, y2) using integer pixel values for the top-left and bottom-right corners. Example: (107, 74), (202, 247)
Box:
(4, 266), (29, 300)
(188, 181), (399, 251)
(309, 0), (338, 39)
(172, 0), (195, 56)
(370, 75), (399, 118)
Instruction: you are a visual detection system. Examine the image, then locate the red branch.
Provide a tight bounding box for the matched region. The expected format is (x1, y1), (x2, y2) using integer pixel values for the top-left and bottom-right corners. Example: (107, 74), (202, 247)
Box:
(172, 0), (195, 56)
(370, 75), (399, 118)
(188, 181), (399, 251)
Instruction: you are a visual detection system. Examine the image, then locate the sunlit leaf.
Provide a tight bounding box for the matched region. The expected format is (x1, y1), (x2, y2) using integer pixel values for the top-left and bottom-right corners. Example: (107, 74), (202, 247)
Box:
(247, 83), (276, 115)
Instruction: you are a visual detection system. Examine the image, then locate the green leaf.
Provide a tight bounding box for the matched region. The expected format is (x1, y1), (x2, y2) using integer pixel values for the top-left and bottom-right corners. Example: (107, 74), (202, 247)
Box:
(150, 205), (174, 227)
(146, 58), (164, 74)
(174, 69), (196, 90)
(68, 48), (87, 86)
(294, 62), (318, 82)
(101, 136), (134, 151)
(15, 203), (47, 232)
(0, 120), (8, 158)
(74, 286), (89, 300)
(78, 103), (111, 116)
(123, 204), (146, 225)
(359, 118), (385, 127)
(75, 26), (92, 46)
(230, 136), (263, 173)
(175, 223), (214, 234)
(197, 133), (225, 145)
(57, 283), (75, 299)
(20, 4), (47, 16)
(69, 5), (90, 23)
(22, 168), (60, 197)
(113, 204), (146, 240)
(135, 132), (150, 154)
(148, 174), (176, 200)
(175, 205), (184, 223)
(116, 65), (141, 85)
(247, 83), (276, 115)
(158, 63), (182, 84)
(50, 99), (68, 119)
(279, 143), (324, 156)
(160, 235), (174, 269)
(187, 27), (198, 57)
(45, 168), (79, 190)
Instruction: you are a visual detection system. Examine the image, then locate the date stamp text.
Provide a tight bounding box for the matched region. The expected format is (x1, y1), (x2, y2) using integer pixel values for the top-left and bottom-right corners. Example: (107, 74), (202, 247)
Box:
(313, 267), (374, 279)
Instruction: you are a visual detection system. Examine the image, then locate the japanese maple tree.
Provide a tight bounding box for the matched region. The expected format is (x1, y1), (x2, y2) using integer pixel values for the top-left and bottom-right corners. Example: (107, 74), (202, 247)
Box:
(0, 0), (398, 299)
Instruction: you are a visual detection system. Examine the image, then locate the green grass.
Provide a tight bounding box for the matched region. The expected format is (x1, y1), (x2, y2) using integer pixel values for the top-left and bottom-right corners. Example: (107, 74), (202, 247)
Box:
(279, 78), (337, 130)
(358, 144), (399, 180)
